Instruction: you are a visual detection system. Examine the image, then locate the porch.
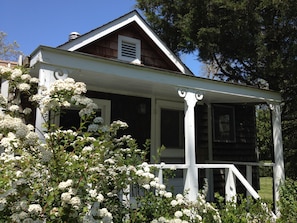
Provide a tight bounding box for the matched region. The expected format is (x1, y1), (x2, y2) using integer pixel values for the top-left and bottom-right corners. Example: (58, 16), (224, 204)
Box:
(154, 89), (284, 214)
(29, 46), (285, 215)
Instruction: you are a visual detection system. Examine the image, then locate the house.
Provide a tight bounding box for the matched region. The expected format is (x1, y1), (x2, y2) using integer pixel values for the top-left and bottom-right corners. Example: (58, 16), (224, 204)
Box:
(27, 11), (284, 211)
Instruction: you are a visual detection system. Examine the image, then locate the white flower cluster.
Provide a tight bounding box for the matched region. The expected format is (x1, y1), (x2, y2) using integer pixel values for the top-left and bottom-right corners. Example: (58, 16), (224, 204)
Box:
(151, 216), (189, 223)
(58, 179), (73, 190)
(1, 197), (45, 222)
(0, 66), (38, 85)
(0, 113), (39, 154)
(49, 78), (87, 95)
(84, 206), (113, 223)
(0, 197), (7, 211)
(111, 120), (128, 129)
(28, 204), (43, 214)
(58, 180), (82, 210)
(87, 116), (104, 132)
(135, 163), (179, 201)
(30, 77), (98, 117)
(0, 66), (38, 117)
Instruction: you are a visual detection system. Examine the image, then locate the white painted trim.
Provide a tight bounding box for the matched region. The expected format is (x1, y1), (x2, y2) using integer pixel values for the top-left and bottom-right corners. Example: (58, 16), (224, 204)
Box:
(1, 79), (9, 100)
(225, 168), (237, 202)
(30, 46), (282, 104)
(94, 99), (111, 124)
(155, 100), (184, 162)
(206, 103), (214, 200)
(270, 103), (285, 216)
(150, 96), (157, 162)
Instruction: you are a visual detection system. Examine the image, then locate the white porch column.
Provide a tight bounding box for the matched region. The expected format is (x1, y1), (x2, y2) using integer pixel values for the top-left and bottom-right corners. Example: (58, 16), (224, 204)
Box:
(1, 79), (9, 101)
(269, 103), (285, 214)
(34, 67), (69, 140)
(225, 168), (237, 202)
(1, 63), (12, 108)
(35, 68), (50, 140)
(178, 89), (203, 201)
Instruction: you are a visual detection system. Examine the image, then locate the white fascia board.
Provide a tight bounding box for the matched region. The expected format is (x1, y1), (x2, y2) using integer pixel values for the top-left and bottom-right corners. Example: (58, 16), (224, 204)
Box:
(58, 11), (191, 75)
(31, 46), (281, 103)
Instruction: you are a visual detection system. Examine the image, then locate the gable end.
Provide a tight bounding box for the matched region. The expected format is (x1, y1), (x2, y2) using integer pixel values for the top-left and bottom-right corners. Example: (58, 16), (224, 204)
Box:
(58, 11), (192, 75)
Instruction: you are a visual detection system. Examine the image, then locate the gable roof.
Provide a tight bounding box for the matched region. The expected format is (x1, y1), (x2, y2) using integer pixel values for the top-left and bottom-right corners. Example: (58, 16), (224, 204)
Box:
(58, 10), (192, 75)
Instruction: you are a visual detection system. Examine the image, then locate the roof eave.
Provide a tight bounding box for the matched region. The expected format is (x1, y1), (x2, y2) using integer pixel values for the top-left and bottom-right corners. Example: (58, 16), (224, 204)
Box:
(30, 46), (282, 104)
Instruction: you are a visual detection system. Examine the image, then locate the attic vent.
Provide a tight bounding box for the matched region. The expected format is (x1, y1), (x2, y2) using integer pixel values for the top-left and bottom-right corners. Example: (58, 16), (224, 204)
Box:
(121, 41), (137, 59)
(118, 35), (141, 64)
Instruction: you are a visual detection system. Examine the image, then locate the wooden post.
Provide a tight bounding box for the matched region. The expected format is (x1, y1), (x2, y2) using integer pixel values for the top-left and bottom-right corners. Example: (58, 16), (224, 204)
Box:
(225, 168), (237, 202)
(246, 165), (253, 197)
(178, 89), (203, 201)
(270, 103), (285, 215)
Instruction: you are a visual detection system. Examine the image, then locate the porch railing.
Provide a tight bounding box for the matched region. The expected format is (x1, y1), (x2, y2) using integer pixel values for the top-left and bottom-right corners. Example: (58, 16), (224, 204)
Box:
(148, 162), (273, 202)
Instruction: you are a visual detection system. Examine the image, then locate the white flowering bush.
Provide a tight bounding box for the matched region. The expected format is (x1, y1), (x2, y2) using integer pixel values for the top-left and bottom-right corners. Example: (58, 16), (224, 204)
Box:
(0, 66), (273, 222)
(0, 66), (38, 121)
(0, 65), (223, 223)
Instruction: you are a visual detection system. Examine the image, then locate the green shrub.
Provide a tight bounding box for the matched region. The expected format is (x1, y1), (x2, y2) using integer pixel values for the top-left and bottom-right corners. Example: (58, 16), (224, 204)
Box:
(277, 179), (297, 223)
(215, 194), (274, 223)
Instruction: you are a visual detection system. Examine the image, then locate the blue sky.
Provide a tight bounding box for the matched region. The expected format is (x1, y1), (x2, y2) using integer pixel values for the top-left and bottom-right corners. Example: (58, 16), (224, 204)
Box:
(0, 0), (202, 75)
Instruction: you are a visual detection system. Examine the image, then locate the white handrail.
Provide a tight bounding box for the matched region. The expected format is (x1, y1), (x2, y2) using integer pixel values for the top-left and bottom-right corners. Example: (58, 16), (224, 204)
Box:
(230, 165), (260, 199)
(148, 163), (261, 200)
(196, 163), (260, 200)
(208, 160), (274, 167)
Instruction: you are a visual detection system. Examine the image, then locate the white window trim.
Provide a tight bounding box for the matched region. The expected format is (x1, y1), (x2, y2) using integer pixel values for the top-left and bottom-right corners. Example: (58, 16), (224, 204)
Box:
(118, 35), (141, 64)
(54, 98), (111, 127)
(156, 100), (185, 160)
(95, 99), (111, 125)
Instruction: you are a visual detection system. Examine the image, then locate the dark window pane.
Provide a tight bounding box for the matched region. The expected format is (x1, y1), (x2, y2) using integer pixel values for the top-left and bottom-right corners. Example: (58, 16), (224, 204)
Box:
(60, 109), (81, 130)
(161, 109), (184, 149)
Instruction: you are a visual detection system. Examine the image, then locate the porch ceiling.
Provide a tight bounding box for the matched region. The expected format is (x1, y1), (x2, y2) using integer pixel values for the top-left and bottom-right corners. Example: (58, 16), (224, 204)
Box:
(30, 46), (282, 104)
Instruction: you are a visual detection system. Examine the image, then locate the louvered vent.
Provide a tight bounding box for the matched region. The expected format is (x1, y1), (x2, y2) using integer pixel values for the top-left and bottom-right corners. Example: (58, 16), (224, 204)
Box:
(118, 35), (141, 64)
(121, 41), (137, 59)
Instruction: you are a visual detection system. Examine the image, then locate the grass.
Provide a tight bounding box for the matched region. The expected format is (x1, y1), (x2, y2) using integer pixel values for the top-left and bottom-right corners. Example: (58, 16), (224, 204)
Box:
(258, 177), (273, 203)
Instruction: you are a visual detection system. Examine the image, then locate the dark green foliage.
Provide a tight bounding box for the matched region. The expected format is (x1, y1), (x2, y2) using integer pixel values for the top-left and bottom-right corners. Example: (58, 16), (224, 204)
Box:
(256, 105), (273, 162)
(215, 194), (274, 223)
(277, 179), (297, 222)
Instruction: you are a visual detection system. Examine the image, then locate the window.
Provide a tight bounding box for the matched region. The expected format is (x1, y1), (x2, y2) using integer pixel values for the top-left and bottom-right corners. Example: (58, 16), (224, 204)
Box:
(156, 100), (185, 194)
(57, 99), (111, 130)
(161, 109), (184, 150)
(118, 35), (141, 64)
(156, 100), (185, 164)
(213, 105), (235, 142)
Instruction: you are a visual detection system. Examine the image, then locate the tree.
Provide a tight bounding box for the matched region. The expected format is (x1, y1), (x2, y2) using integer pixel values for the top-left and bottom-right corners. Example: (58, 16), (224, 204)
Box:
(0, 31), (23, 61)
(136, 0), (297, 178)
(256, 105), (273, 161)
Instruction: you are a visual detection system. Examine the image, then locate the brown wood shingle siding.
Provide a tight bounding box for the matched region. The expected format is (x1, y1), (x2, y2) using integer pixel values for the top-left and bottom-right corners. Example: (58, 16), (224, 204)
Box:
(196, 104), (209, 163)
(213, 104), (257, 162)
(211, 104), (259, 194)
